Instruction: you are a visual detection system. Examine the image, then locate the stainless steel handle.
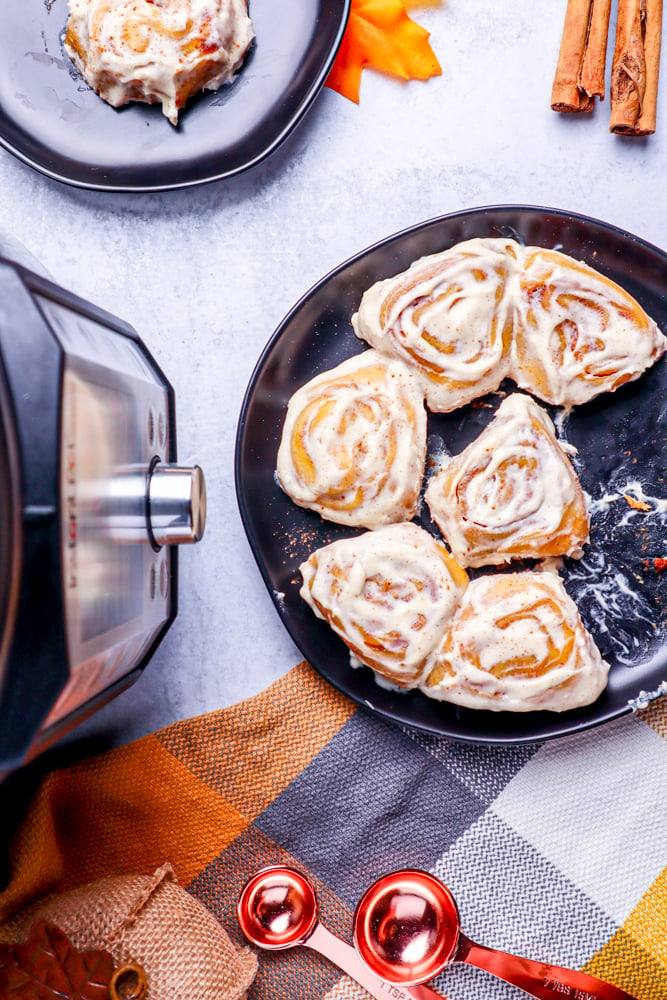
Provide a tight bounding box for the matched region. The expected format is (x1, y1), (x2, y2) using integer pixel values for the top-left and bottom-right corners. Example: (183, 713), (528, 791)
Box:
(148, 464), (207, 546)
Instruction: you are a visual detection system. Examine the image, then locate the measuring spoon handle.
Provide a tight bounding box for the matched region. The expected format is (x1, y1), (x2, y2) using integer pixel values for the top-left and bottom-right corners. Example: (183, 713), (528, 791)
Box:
(304, 924), (445, 1000)
(457, 933), (638, 1000)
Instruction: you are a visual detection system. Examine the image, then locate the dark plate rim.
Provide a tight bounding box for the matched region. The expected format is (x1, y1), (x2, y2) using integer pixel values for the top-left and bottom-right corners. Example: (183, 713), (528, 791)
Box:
(0, 347), (22, 693)
(235, 203), (667, 745)
(0, 0), (351, 193)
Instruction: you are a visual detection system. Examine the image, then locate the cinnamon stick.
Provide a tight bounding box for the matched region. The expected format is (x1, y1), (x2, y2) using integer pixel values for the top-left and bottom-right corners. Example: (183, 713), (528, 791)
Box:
(551, 0), (611, 111)
(579, 0), (612, 99)
(610, 0), (663, 134)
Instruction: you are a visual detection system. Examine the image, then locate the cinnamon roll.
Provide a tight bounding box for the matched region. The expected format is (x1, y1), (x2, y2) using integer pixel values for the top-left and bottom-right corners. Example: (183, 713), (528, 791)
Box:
(513, 247), (666, 406)
(425, 393), (589, 567)
(421, 571), (609, 712)
(352, 238), (666, 411)
(352, 238), (518, 412)
(65, 0), (254, 125)
(299, 523), (468, 688)
(277, 351), (427, 529)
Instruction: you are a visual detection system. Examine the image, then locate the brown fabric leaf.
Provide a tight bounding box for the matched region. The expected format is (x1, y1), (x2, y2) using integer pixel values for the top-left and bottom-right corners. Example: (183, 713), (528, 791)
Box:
(0, 919), (114, 1000)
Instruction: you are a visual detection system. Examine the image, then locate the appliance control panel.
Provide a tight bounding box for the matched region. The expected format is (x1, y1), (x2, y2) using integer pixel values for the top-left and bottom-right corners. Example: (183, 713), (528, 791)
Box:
(37, 296), (174, 730)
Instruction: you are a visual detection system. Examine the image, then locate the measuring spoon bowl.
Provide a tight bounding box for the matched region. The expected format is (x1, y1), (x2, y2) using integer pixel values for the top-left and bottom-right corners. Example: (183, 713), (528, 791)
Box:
(237, 866), (319, 949)
(237, 866), (445, 1000)
(354, 869), (639, 1000)
(354, 870), (459, 986)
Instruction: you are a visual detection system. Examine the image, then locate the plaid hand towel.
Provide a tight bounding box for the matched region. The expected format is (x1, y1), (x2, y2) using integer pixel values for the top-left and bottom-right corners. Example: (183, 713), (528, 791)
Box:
(0, 662), (665, 999)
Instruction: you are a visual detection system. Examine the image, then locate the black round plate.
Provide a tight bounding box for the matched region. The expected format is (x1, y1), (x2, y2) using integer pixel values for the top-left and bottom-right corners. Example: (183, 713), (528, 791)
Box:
(0, 0), (350, 191)
(235, 206), (667, 745)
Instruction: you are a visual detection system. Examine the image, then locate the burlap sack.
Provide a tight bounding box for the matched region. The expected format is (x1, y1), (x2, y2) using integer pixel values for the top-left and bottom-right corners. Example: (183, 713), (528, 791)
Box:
(0, 863), (257, 1000)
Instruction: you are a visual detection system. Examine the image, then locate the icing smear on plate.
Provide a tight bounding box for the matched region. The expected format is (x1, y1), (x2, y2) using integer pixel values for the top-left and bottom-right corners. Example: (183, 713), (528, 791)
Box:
(627, 681), (667, 711)
(563, 478), (666, 667)
(587, 480), (667, 519)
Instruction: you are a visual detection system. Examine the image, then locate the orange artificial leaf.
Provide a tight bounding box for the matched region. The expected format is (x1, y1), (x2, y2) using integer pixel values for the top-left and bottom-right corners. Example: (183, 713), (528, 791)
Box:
(326, 0), (442, 103)
(0, 919), (114, 1000)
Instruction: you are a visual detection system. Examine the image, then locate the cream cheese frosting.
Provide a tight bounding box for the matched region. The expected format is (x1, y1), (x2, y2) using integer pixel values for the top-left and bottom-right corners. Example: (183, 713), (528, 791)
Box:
(352, 238), (666, 411)
(65, 0), (254, 125)
(421, 571), (610, 712)
(352, 238), (519, 412)
(425, 393), (589, 567)
(513, 246), (666, 406)
(299, 523), (468, 688)
(277, 351), (427, 529)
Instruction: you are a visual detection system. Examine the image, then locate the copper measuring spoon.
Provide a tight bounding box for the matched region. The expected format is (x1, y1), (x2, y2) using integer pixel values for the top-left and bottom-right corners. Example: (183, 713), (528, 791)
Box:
(354, 870), (638, 1000)
(237, 865), (443, 1000)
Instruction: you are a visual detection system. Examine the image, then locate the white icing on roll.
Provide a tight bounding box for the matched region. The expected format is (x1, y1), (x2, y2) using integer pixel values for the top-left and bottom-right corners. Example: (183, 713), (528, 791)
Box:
(65, 0), (253, 124)
(425, 393), (589, 567)
(352, 238), (666, 411)
(421, 571), (610, 712)
(299, 523), (468, 688)
(513, 247), (666, 406)
(277, 351), (427, 529)
(352, 238), (519, 412)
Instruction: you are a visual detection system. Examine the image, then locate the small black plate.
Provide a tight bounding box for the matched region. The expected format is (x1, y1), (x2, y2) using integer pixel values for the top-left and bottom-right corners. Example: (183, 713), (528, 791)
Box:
(235, 206), (667, 745)
(0, 0), (349, 191)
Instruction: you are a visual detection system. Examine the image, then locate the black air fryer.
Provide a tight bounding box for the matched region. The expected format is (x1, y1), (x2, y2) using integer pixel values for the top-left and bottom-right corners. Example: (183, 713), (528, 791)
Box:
(0, 250), (206, 776)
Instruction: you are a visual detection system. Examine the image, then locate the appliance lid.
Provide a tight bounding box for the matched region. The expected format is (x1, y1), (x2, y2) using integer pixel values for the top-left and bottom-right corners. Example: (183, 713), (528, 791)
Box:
(0, 351), (21, 689)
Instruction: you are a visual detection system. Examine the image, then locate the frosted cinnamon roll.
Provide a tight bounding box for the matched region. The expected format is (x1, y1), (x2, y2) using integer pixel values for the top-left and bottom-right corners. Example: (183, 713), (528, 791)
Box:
(299, 523), (468, 688)
(277, 351), (427, 529)
(65, 0), (254, 125)
(513, 247), (666, 406)
(425, 393), (589, 567)
(421, 572), (609, 712)
(352, 238), (519, 412)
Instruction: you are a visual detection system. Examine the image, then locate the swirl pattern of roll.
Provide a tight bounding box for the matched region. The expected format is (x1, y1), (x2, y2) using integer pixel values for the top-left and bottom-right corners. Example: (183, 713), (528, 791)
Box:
(299, 523), (468, 688)
(421, 572), (609, 712)
(352, 238), (518, 412)
(65, 0), (254, 124)
(513, 247), (666, 406)
(277, 351), (427, 528)
(425, 393), (589, 567)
